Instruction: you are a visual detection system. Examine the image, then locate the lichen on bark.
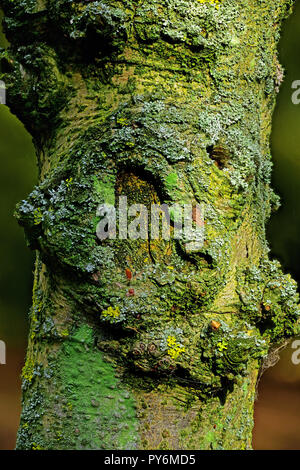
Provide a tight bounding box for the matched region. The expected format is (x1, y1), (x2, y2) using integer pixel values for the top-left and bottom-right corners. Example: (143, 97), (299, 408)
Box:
(1, 0), (299, 450)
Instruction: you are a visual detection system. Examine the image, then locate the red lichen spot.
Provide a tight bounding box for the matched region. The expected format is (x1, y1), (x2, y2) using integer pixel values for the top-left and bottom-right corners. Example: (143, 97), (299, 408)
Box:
(192, 205), (204, 227)
(126, 288), (135, 297)
(125, 268), (132, 280)
(211, 320), (221, 330)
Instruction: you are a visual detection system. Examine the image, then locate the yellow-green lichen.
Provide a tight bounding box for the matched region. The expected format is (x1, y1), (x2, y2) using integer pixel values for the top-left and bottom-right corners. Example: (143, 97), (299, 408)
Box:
(197, 0), (221, 7)
(101, 306), (121, 321)
(167, 336), (185, 360)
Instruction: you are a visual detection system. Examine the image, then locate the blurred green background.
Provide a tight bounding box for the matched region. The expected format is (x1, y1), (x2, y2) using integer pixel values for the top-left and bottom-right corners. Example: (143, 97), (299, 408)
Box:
(253, 0), (300, 449)
(1, 3), (300, 450)
(0, 9), (37, 449)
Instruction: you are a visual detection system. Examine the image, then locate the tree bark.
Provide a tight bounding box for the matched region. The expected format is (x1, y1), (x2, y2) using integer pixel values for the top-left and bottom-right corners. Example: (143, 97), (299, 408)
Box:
(1, 0), (299, 450)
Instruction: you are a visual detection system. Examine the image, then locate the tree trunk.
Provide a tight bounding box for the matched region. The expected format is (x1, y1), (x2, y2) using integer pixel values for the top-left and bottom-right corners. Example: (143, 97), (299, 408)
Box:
(1, 0), (299, 450)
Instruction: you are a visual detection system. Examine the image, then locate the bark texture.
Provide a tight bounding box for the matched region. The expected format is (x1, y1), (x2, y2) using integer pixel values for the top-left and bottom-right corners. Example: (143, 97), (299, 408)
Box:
(1, 0), (300, 450)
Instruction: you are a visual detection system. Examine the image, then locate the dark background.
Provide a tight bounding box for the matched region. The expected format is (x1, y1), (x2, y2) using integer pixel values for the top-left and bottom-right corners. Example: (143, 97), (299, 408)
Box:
(253, 0), (300, 449)
(1, 3), (300, 450)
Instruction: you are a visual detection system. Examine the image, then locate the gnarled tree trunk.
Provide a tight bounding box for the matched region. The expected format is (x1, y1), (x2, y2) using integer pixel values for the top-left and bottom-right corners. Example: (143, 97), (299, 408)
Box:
(1, 0), (299, 450)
